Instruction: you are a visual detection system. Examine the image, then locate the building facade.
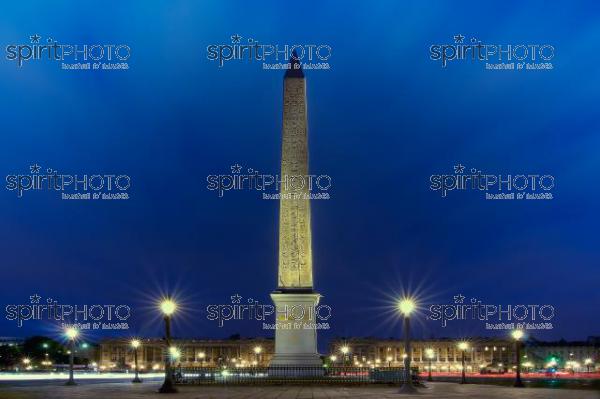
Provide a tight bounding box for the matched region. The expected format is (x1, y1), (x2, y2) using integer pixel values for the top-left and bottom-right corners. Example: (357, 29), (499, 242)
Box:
(329, 337), (599, 372)
(98, 336), (599, 372)
(98, 338), (273, 370)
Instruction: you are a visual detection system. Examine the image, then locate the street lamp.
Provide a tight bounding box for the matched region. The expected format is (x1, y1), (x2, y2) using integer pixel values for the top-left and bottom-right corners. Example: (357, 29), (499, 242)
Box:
(131, 339), (142, 383)
(386, 355), (393, 368)
(65, 327), (79, 386)
(511, 330), (524, 388)
(425, 348), (434, 381)
(458, 342), (468, 384)
(341, 346), (350, 366)
(330, 355), (337, 365)
(159, 297), (178, 394)
(398, 297), (417, 394)
(584, 358), (593, 373)
(253, 346), (262, 366)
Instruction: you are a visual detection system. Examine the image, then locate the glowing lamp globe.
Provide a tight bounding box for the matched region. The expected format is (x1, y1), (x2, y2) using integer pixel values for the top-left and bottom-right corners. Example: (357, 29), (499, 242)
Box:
(131, 339), (141, 349)
(398, 298), (416, 315)
(512, 330), (524, 340)
(160, 299), (177, 316)
(65, 327), (79, 340)
(426, 348), (435, 359)
(458, 342), (468, 351)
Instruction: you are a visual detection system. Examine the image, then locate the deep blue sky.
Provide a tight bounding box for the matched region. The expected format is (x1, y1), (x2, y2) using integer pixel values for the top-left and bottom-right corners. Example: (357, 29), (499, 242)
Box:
(1, 1), (599, 350)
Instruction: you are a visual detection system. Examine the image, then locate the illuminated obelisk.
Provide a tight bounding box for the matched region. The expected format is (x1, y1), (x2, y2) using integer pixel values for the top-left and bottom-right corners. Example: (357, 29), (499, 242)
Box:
(269, 52), (322, 367)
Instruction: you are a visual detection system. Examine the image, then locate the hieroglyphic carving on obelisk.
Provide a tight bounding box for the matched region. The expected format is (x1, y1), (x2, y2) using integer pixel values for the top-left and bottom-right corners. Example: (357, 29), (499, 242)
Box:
(278, 54), (313, 289)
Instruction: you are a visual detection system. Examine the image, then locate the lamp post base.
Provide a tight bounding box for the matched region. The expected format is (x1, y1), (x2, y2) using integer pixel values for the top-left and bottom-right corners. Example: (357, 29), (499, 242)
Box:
(132, 377), (142, 383)
(514, 380), (525, 388)
(158, 380), (178, 393)
(398, 383), (419, 394)
(65, 380), (77, 386)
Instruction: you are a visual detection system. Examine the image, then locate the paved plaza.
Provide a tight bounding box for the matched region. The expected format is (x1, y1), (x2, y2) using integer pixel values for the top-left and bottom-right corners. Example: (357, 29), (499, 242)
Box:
(0, 381), (598, 399)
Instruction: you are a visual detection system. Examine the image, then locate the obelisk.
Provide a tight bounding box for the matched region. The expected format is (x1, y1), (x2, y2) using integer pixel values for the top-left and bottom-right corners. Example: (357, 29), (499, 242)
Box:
(269, 52), (322, 368)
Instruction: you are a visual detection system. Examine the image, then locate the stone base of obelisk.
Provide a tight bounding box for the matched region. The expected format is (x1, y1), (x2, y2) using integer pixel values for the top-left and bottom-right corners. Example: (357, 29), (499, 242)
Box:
(268, 291), (323, 376)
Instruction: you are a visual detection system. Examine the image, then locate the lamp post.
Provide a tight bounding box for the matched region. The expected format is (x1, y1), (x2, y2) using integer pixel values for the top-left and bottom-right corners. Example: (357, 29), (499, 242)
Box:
(131, 339), (142, 383)
(65, 327), (79, 386)
(253, 346), (262, 366)
(330, 355), (337, 366)
(198, 352), (206, 367)
(584, 358), (592, 373)
(425, 348), (434, 381)
(511, 330), (524, 388)
(341, 346), (349, 366)
(458, 342), (468, 384)
(159, 298), (177, 394)
(386, 356), (393, 368)
(398, 297), (417, 394)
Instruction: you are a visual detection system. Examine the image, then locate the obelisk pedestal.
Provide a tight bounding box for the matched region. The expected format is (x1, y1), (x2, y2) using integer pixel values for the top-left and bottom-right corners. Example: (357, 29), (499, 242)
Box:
(269, 290), (322, 368)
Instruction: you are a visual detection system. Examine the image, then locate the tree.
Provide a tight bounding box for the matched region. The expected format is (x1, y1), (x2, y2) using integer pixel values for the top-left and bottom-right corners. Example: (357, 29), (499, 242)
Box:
(0, 345), (21, 369)
(22, 336), (68, 364)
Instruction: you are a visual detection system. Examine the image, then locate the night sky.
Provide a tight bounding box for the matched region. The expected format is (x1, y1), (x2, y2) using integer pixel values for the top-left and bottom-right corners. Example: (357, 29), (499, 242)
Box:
(1, 1), (599, 351)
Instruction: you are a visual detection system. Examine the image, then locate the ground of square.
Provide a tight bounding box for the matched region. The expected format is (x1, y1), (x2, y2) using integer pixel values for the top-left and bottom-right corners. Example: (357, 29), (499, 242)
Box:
(0, 381), (598, 399)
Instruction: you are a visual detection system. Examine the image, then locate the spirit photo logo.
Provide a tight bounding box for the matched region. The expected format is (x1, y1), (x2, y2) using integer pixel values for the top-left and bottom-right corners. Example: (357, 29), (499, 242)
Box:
(427, 294), (555, 331)
(5, 163), (131, 200)
(4, 34), (130, 70)
(206, 34), (331, 71)
(206, 163), (331, 199)
(429, 34), (554, 70)
(430, 164), (554, 200)
(206, 294), (331, 331)
(5, 294), (131, 330)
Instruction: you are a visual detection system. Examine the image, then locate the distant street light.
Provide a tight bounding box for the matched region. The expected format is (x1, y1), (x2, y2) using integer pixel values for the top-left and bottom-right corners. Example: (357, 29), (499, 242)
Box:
(458, 342), (468, 384)
(253, 346), (262, 366)
(511, 330), (525, 388)
(65, 327), (79, 386)
(198, 352), (206, 367)
(131, 339), (142, 383)
(341, 346), (350, 366)
(158, 298), (178, 394)
(425, 348), (435, 381)
(398, 297), (417, 394)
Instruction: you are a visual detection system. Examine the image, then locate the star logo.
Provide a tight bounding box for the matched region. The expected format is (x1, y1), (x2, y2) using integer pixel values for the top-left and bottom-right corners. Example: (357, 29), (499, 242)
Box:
(30, 34), (41, 43)
(230, 34), (242, 44)
(453, 294), (465, 304)
(230, 294), (242, 304)
(30, 164), (41, 174)
(231, 164), (242, 174)
(30, 294), (41, 304)
(453, 164), (465, 174)
(453, 34), (465, 44)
